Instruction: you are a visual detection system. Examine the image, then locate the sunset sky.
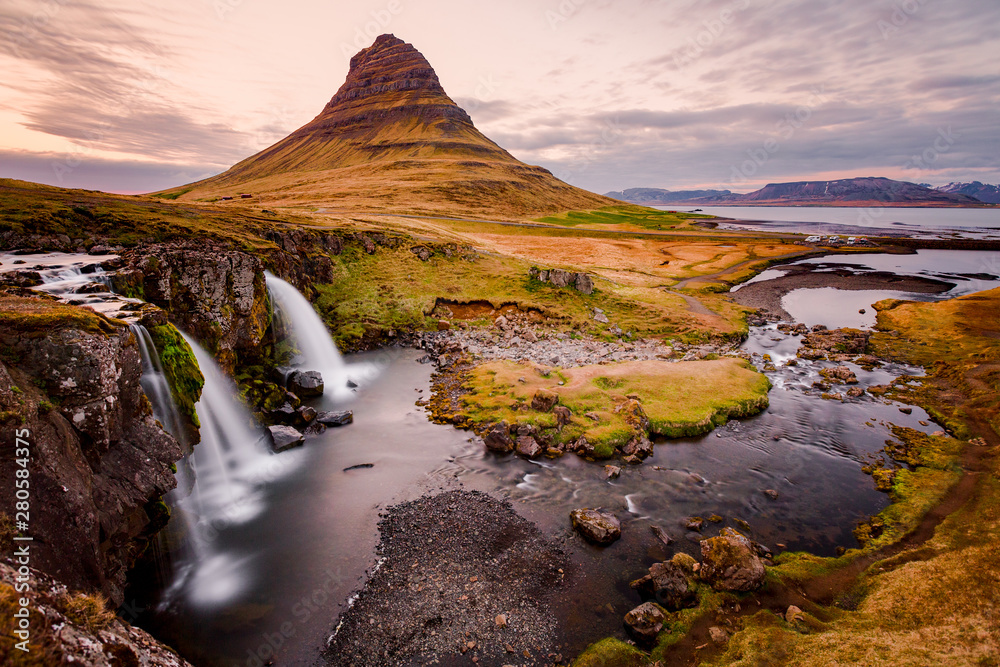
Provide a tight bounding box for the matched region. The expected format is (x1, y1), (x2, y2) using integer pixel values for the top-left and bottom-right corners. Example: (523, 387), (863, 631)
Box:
(1, 0), (998, 194)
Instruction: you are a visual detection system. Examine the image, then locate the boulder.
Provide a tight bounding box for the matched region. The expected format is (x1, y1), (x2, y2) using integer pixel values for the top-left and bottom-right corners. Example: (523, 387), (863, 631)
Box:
(553, 405), (572, 426)
(574, 273), (594, 295)
(316, 410), (354, 426)
(297, 406), (317, 423)
(516, 436), (543, 459)
(570, 508), (622, 545)
(288, 370), (324, 398)
(268, 425), (305, 452)
(623, 435), (653, 459)
(699, 527), (766, 592)
(623, 602), (666, 643)
(549, 269), (572, 287)
(269, 402), (300, 425)
(629, 561), (696, 610)
(531, 388), (558, 412)
(605, 465), (622, 480)
(593, 311), (610, 324)
(483, 420), (514, 453)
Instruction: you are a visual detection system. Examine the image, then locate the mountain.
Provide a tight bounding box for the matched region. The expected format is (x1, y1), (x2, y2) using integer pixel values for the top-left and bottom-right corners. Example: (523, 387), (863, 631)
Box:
(610, 177), (984, 207)
(159, 34), (613, 217)
(936, 181), (1000, 204)
(603, 187), (732, 205)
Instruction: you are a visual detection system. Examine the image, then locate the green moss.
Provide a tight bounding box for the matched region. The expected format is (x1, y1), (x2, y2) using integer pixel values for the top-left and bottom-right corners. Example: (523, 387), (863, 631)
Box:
(572, 638), (649, 667)
(146, 324), (204, 428)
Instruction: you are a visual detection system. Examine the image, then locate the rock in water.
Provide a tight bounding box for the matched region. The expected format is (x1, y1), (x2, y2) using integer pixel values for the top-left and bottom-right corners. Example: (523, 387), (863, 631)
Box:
(699, 527), (766, 592)
(623, 602), (666, 643)
(483, 420), (514, 453)
(268, 425), (305, 451)
(629, 561), (696, 610)
(288, 370), (324, 397)
(570, 508), (622, 545)
(516, 436), (543, 459)
(317, 410), (354, 426)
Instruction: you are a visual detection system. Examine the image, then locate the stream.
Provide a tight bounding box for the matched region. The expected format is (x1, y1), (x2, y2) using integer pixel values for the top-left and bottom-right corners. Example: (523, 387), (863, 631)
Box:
(2, 250), (992, 665)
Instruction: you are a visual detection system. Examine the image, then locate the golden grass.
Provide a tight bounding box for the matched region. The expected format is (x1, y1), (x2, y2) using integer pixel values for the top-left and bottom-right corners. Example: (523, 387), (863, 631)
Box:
(0, 294), (124, 337)
(459, 357), (770, 456)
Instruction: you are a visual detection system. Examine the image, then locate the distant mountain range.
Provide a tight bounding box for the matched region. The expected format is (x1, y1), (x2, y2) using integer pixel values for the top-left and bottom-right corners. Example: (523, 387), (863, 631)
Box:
(606, 177), (990, 207)
(158, 34), (613, 217)
(935, 181), (1000, 204)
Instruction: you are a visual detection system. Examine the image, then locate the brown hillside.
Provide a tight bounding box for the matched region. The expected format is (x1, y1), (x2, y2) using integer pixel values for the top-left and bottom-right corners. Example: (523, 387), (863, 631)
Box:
(160, 34), (614, 218)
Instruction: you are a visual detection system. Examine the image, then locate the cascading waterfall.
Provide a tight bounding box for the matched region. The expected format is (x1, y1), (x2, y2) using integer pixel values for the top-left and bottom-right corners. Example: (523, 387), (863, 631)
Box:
(264, 272), (347, 384)
(157, 334), (308, 607)
(131, 324), (186, 446)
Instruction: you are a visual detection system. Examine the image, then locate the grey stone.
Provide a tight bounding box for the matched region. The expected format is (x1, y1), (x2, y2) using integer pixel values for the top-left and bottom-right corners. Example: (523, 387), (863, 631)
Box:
(268, 425), (305, 452)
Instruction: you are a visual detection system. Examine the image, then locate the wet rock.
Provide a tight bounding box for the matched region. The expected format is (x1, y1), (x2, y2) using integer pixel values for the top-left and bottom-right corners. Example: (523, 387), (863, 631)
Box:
(269, 402), (300, 425)
(574, 437), (595, 457)
(531, 388), (558, 411)
(516, 436), (543, 459)
(483, 420), (515, 453)
(623, 602), (666, 643)
(77, 282), (108, 294)
(899, 407), (913, 415)
(298, 405), (318, 423)
(346, 378), (359, 388)
(288, 370), (324, 397)
(671, 552), (697, 575)
(685, 516), (705, 531)
(316, 410), (354, 427)
(821, 365), (859, 384)
(88, 244), (111, 254)
(623, 435), (653, 459)
(630, 561), (696, 610)
(651, 525), (673, 546)
(605, 465), (622, 480)
(269, 425), (305, 451)
(699, 527), (766, 592)
(0, 269), (42, 287)
(570, 508), (622, 545)
(847, 386), (865, 398)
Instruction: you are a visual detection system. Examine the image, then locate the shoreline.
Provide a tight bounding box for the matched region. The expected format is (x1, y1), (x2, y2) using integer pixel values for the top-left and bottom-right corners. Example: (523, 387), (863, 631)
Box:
(731, 264), (955, 320)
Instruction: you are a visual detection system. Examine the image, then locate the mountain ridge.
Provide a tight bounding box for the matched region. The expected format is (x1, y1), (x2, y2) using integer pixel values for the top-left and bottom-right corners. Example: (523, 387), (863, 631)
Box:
(159, 34), (614, 217)
(608, 177), (988, 207)
(935, 181), (1000, 204)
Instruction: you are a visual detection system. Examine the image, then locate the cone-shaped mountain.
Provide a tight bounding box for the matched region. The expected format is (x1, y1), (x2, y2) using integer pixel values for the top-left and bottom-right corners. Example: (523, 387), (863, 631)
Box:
(162, 34), (613, 216)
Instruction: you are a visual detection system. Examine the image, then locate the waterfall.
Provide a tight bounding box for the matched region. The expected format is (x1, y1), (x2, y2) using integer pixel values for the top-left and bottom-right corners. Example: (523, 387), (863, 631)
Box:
(264, 272), (349, 393)
(131, 324), (186, 447)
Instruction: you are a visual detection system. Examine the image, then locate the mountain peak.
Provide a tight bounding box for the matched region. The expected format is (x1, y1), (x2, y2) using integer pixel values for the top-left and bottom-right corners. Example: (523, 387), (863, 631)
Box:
(157, 35), (614, 216)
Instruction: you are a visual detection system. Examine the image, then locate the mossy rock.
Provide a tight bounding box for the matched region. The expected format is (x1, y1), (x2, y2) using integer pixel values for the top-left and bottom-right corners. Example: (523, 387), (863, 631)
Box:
(572, 638), (648, 667)
(146, 323), (204, 439)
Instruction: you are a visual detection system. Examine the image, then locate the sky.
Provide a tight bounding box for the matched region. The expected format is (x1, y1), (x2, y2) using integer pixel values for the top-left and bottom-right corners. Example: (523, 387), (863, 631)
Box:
(1, 0), (998, 195)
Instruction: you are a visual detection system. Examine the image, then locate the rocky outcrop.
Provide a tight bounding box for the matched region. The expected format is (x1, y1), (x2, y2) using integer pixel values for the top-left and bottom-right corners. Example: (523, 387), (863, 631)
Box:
(0, 562), (193, 666)
(0, 296), (181, 605)
(529, 267), (595, 295)
(110, 242), (271, 373)
(699, 527), (766, 592)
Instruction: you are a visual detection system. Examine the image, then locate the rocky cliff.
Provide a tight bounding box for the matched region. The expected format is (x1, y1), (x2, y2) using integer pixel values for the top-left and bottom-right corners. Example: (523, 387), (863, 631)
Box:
(0, 293), (181, 605)
(110, 242), (272, 374)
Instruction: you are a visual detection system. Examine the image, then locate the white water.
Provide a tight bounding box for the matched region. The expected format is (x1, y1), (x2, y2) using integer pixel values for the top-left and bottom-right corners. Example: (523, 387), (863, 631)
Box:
(163, 333), (306, 608)
(265, 272), (384, 400)
(131, 324), (187, 446)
